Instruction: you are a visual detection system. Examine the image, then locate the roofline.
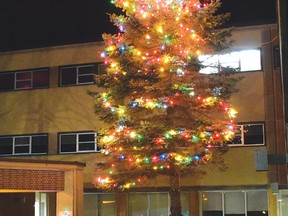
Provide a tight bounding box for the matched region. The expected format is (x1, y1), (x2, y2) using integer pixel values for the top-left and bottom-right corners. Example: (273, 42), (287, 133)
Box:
(0, 23), (277, 54)
(0, 41), (105, 55)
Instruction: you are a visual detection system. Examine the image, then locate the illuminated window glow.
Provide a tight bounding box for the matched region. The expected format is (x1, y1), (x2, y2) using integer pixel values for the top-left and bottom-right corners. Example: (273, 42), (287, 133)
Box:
(199, 49), (262, 74)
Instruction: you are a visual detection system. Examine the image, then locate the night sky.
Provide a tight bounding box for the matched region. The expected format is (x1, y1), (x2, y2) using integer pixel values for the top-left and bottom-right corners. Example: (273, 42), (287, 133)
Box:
(0, 0), (277, 52)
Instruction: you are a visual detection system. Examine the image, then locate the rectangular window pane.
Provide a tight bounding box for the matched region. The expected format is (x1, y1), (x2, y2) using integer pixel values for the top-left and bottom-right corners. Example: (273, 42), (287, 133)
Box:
(60, 134), (77, 153)
(0, 73), (15, 91)
(243, 124), (264, 145)
(98, 64), (108, 75)
(129, 193), (148, 216)
(16, 71), (31, 80)
(84, 193), (116, 216)
(14, 145), (30, 154)
(227, 125), (242, 145)
(79, 142), (95, 151)
(32, 135), (48, 154)
(224, 191), (245, 215)
(78, 75), (94, 84)
(198, 55), (218, 74)
(150, 193), (169, 216)
(0, 137), (13, 155)
(247, 191), (268, 216)
(33, 69), (49, 88)
(78, 65), (94, 75)
(98, 194), (116, 216)
(240, 50), (261, 71)
(15, 136), (30, 145)
(180, 192), (189, 216)
(16, 81), (32, 89)
(79, 133), (95, 142)
(219, 52), (240, 69)
(202, 192), (223, 216)
(78, 66), (94, 84)
(84, 194), (98, 216)
(60, 67), (77, 86)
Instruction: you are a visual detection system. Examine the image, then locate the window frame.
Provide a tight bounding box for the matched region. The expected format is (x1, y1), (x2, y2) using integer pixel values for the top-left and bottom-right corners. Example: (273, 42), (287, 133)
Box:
(201, 190), (268, 216)
(59, 63), (105, 87)
(58, 131), (99, 154)
(0, 68), (50, 92)
(199, 49), (262, 74)
(228, 122), (265, 146)
(0, 133), (48, 156)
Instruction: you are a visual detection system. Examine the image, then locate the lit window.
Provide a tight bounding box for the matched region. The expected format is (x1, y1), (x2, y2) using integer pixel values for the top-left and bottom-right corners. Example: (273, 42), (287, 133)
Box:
(0, 68), (49, 91)
(199, 49), (262, 74)
(0, 134), (48, 156)
(59, 132), (99, 153)
(239, 50), (261, 71)
(228, 123), (265, 146)
(202, 190), (268, 216)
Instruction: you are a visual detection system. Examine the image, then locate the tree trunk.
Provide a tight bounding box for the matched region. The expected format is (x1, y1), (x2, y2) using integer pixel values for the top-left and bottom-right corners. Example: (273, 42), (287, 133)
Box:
(169, 172), (182, 216)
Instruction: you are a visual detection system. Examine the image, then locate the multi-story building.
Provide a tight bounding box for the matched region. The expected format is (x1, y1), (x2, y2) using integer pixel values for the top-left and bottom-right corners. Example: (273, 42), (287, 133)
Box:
(0, 23), (287, 216)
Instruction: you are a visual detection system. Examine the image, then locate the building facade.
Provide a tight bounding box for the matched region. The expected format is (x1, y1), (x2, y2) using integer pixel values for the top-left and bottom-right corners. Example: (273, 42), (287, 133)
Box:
(0, 24), (287, 216)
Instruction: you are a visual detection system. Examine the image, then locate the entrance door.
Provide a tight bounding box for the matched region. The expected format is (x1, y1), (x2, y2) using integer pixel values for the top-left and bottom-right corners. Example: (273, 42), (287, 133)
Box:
(0, 192), (53, 216)
(0, 193), (35, 216)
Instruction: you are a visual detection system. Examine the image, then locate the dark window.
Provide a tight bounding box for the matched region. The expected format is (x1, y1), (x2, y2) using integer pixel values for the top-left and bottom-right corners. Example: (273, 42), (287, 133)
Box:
(228, 123), (265, 146)
(98, 63), (108, 75)
(0, 73), (15, 91)
(59, 132), (98, 153)
(0, 134), (48, 156)
(0, 68), (49, 91)
(33, 69), (49, 88)
(60, 134), (77, 153)
(32, 135), (48, 153)
(16, 71), (32, 87)
(60, 67), (77, 86)
(0, 137), (13, 155)
(59, 64), (95, 86)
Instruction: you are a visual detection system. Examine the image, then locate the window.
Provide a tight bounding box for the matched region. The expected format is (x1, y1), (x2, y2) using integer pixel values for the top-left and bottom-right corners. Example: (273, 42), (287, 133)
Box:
(228, 123), (265, 146)
(128, 192), (189, 216)
(202, 190), (268, 216)
(199, 49), (262, 74)
(0, 68), (49, 91)
(60, 63), (105, 86)
(59, 132), (99, 153)
(84, 193), (116, 216)
(98, 63), (108, 75)
(0, 134), (48, 156)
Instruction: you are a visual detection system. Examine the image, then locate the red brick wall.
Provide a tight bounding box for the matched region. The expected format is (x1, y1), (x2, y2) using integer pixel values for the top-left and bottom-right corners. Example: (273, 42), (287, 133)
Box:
(0, 169), (64, 191)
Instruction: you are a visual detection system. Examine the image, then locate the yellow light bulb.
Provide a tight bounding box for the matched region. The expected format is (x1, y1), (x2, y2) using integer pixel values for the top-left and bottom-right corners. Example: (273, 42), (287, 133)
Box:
(228, 108), (237, 118)
(157, 26), (163, 34)
(130, 131), (136, 138)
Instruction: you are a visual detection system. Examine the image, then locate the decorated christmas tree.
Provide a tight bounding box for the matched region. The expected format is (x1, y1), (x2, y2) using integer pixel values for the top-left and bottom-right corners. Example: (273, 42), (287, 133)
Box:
(93, 0), (238, 215)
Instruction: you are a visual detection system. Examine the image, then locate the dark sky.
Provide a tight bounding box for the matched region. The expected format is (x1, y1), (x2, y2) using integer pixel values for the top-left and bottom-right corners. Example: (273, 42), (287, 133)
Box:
(0, 0), (277, 52)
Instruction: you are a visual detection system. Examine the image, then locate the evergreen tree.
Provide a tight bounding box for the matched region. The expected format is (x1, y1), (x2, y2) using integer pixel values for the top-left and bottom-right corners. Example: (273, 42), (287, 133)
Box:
(93, 0), (238, 215)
